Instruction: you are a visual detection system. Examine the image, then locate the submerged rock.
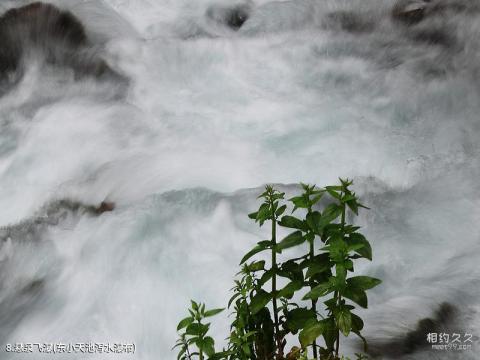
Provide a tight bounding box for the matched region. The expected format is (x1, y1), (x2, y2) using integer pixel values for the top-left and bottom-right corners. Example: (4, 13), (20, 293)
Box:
(367, 302), (459, 357)
(0, 199), (115, 245)
(206, 3), (251, 31)
(0, 2), (126, 93)
(93, 201), (116, 214)
(225, 5), (250, 30)
(392, 0), (429, 25)
(0, 2), (86, 75)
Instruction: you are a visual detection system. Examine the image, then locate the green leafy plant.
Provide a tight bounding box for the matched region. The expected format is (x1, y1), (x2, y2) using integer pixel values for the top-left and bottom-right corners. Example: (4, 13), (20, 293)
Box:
(227, 263), (272, 360)
(174, 180), (381, 360)
(174, 300), (224, 360)
(300, 179), (380, 359)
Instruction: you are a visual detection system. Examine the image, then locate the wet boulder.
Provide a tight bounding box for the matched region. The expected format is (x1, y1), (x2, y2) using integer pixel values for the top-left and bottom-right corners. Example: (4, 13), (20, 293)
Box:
(392, 0), (429, 25)
(367, 302), (459, 357)
(225, 5), (250, 30)
(0, 3), (87, 74)
(0, 2), (125, 90)
(206, 3), (251, 31)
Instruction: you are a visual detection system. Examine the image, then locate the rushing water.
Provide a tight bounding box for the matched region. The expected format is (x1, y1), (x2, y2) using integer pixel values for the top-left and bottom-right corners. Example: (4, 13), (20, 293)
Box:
(0, 0), (479, 359)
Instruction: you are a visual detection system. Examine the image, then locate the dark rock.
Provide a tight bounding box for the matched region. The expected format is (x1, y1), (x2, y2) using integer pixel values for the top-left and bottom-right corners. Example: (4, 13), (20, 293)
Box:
(1, 2), (88, 47)
(0, 2), (88, 75)
(367, 302), (458, 357)
(206, 4), (251, 31)
(392, 0), (429, 25)
(225, 6), (250, 30)
(94, 201), (115, 214)
(0, 2), (126, 92)
(0, 199), (116, 245)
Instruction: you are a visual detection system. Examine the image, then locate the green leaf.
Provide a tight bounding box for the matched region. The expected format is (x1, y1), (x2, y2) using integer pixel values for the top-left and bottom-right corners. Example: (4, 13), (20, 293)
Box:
(240, 243), (269, 264)
(322, 318), (337, 351)
(325, 185), (342, 191)
(303, 280), (335, 300)
(250, 290), (272, 315)
(204, 308), (224, 317)
(336, 264), (347, 286)
(278, 215), (308, 231)
(185, 323), (209, 336)
(351, 313), (364, 332)
(241, 343), (251, 356)
(347, 276), (382, 291)
(348, 233), (372, 260)
(347, 243), (366, 253)
(196, 336), (215, 357)
(316, 204), (342, 232)
(342, 287), (368, 308)
(343, 259), (354, 271)
(323, 298), (337, 310)
(177, 317), (194, 331)
(277, 231), (305, 252)
(306, 211), (322, 234)
(256, 203), (271, 225)
(339, 178), (353, 187)
(323, 235), (348, 263)
(305, 254), (331, 279)
(258, 269), (274, 287)
(285, 308), (317, 332)
(209, 351), (234, 360)
(247, 260), (265, 272)
(276, 204), (287, 217)
(257, 240), (273, 247)
(334, 307), (352, 336)
(228, 293), (241, 308)
(346, 199), (359, 215)
(342, 194), (356, 203)
(289, 196), (309, 211)
(279, 260), (304, 282)
(277, 280), (303, 299)
(299, 321), (325, 348)
(326, 188), (341, 200)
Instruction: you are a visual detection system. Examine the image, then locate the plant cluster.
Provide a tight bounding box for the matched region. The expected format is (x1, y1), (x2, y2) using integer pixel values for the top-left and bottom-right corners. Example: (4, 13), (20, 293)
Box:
(175, 180), (381, 360)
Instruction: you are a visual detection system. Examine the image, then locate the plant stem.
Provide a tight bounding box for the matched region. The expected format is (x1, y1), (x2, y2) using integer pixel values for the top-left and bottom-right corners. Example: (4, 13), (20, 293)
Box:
(335, 201), (346, 359)
(185, 339), (193, 360)
(271, 203), (280, 354)
(244, 300), (256, 359)
(306, 197), (318, 360)
(309, 231), (318, 360)
(198, 318), (204, 360)
(334, 293), (342, 358)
